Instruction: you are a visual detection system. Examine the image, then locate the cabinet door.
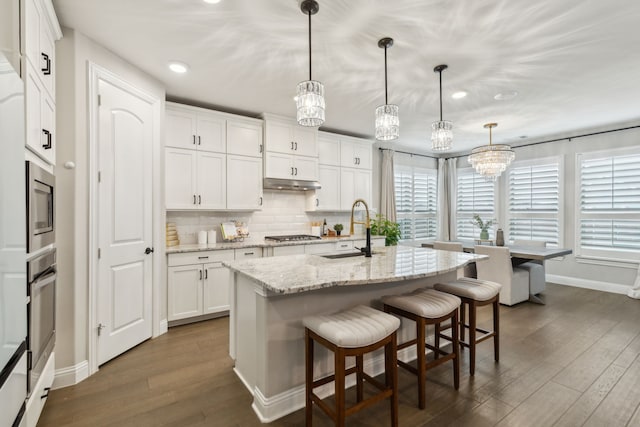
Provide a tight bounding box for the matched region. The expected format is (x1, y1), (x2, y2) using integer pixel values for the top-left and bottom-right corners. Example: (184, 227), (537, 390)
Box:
(354, 169), (372, 203)
(165, 148), (197, 209)
(196, 113), (226, 153)
(203, 259), (234, 314)
(340, 168), (356, 210)
(197, 152), (226, 209)
(273, 245), (305, 257)
(227, 155), (263, 210)
(166, 107), (197, 149)
(292, 125), (318, 157)
(25, 64), (54, 165)
(352, 140), (372, 169)
(264, 152), (294, 179)
(293, 156), (318, 181)
(264, 120), (294, 154)
(24, 0), (42, 77)
(318, 134), (340, 166)
(227, 120), (263, 157)
(39, 15), (56, 99)
(168, 265), (203, 321)
(314, 165), (340, 211)
(41, 92), (55, 162)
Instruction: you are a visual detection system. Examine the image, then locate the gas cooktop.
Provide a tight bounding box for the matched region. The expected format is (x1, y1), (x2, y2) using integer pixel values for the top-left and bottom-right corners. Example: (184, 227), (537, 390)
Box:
(264, 234), (322, 242)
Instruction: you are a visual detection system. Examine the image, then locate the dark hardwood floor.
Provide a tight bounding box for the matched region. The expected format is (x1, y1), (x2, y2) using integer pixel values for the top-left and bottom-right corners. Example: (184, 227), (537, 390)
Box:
(38, 283), (640, 426)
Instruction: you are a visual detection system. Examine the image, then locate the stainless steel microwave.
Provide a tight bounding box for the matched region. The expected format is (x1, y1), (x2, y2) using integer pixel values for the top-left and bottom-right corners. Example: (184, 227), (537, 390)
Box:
(26, 162), (55, 253)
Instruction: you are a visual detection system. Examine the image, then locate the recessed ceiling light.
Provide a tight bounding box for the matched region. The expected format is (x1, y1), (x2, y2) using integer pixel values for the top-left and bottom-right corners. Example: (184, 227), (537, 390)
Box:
(451, 91), (467, 99)
(168, 61), (189, 73)
(203, 0), (221, 4)
(494, 91), (518, 101)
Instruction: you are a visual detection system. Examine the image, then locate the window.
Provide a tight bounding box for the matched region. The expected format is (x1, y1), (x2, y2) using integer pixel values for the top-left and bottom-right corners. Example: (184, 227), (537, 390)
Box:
(577, 149), (640, 261)
(456, 168), (496, 240)
(507, 158), (561, 246)
(394, 166), (437, 241)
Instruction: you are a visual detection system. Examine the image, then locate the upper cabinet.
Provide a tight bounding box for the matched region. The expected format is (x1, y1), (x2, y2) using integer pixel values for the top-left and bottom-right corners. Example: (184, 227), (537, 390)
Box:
(340, 136), (372, 170)
(0, 0), (21, 72)
(22, 0), (61, 166)
(164, 102), (263, 211)
(166, 105), (225, 153)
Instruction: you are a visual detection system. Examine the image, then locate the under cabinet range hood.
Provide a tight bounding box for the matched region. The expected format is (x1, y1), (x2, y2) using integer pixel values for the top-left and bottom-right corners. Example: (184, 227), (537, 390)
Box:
(263, 177), (321, 191)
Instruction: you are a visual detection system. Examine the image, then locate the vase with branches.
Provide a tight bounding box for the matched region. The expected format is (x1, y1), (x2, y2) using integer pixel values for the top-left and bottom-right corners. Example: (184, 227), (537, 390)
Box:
(471, 214), (495, 240)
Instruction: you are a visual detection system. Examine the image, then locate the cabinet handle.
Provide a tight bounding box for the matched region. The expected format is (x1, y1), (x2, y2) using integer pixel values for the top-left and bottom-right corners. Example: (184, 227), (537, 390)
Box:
(294, 141), (298, 151)
(193, 135), (196, 145)
(198, 135), (201, 145)
(199, 270), (203, 280)
(259, 144), (263, 154)
(357, 157), (361, 165)
(340, 244), (348, 248)
(316, 198), (319, 207)
(198, 195), (202, 204)
(244, 252), (254, 256)
(354, 157), (358, 165)
(259, 196), (263, 206)
(41, 387), (51, 399)
(42, 129), (52, 149)
(294, 167), (298, 176)
(198, 256), (209, 259)
(291, 167), (294, 176)
(41, 53), (51, 75)
(291, 141), (295, 150)
(205, 269), (208, 279)
(193, 194), (197, 204)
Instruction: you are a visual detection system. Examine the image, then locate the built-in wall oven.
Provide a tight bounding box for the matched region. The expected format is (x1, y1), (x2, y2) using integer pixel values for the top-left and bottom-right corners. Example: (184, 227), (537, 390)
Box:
(26, 248), (56, 395)
(26, 161), (55, 254)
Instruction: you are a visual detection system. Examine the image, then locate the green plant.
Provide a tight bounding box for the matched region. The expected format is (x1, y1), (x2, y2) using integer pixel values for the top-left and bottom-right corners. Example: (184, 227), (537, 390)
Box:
(370, 214), (400, 246)
(471, 214), (495, 232)
(333, 223), (343, 232)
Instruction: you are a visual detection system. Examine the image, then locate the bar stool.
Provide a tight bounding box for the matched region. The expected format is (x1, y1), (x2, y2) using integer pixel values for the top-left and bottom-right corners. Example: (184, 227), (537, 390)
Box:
(381, 288), (461, 409)
(303, 305), (400, 427)
(434, 278), (502, 375)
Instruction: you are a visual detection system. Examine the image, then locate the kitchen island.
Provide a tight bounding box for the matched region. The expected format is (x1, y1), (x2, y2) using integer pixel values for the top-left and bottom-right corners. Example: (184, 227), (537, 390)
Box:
(223, 245), (485, 422)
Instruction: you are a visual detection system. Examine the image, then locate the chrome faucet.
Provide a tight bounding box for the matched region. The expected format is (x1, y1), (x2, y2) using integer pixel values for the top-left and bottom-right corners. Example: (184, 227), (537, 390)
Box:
(350, 199), (372, 257)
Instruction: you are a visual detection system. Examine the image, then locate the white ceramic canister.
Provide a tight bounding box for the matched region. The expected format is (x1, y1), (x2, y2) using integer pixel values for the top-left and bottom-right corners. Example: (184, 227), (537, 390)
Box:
(198, 230), (207, 245)
(207, 230), (217, 245)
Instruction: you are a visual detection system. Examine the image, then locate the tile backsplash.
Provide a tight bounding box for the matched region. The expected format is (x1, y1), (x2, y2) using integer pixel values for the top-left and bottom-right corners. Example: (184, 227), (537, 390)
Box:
(167, 190), (371, 244)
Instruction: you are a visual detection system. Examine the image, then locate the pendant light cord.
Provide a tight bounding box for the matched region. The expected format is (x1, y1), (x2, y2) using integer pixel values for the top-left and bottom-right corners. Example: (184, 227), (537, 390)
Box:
(438, 69), (443, 121)
(384, 45), (388, 104)
(308, 10), (312, 80)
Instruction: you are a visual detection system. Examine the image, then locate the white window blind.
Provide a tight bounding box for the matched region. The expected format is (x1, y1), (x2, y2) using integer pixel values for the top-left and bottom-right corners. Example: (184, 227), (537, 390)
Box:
(578, 151), (640, 259)
(507, 161), (560, 246)
(456, 168), (496, 240)
(394, 166), (437, 241)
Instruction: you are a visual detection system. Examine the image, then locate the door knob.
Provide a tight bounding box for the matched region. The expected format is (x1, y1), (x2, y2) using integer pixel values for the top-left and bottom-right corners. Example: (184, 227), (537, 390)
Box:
(145, 247), (154, 255)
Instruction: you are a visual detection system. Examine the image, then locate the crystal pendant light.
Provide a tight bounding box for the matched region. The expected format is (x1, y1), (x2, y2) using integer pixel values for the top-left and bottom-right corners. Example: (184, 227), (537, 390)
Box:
(431, 64), (453, 151)
(375, 37), (399, 141)
(468, 123), (515, 180)
(296, 0), (325, 127)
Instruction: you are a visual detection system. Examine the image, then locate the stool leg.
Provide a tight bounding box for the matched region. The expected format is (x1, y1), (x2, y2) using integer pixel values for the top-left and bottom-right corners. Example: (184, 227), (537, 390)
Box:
(459, 301), (466, 344)
(417, 318), (427, 409)
(452, 310), (460, 390)
(469, 301), (477, 376)
(335, 348), (346, 427)
(434, 322), (440, 360)
(493, 298), (500, 363)
(385, 333), (399, 427)
(305, 329), (314, 427)
(356, 354), (364, 403)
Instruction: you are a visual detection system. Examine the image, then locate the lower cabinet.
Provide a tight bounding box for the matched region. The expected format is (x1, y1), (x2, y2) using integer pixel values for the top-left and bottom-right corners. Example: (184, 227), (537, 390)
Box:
(25, 351), (54, 427)
(167, 250), (235, 322)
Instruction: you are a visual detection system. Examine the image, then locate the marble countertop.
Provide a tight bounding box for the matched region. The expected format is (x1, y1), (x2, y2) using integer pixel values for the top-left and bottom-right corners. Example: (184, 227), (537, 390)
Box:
(166, 235), (384, 254)
(223, 245), (486, 295)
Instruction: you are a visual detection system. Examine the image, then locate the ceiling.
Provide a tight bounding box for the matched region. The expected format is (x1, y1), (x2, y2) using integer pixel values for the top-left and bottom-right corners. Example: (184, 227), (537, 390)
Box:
(52, 0), (640, 155)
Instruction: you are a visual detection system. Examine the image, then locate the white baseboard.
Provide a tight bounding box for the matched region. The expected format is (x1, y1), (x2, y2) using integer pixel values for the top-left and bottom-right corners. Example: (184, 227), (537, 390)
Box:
(159, 319), (168, 335)
(547, 274), (630, 295)
(53, 360), (89, 389)
(248, 345), (418, 423)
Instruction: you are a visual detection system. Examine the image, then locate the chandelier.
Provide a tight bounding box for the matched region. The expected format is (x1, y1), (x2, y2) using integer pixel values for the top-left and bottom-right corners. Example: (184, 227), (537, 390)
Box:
(296, 0), (325, 127)
(375, 37), (399, 141)
(431, 64), (452, 151)
(468, 123), (515, 180)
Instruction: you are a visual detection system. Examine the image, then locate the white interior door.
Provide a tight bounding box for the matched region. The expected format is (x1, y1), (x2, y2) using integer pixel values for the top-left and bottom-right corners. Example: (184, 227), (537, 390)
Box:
(97, 78), (153, 365)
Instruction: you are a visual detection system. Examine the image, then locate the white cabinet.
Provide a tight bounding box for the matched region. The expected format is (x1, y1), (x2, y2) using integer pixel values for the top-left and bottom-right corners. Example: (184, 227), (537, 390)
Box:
(25, 352), (54, 427)
(227, 119), (263, 157)
(227, 154), (263, 210)
(307, 164), (340, 211)
(234, 248), (263, 259)
(340, 168), (372, 210)
(167, 250), (235, 322)
(166, 105), (225, 152)
(23, 0), (60, 165)
(165, 149), (226, 210)
(318, 133), (341, 166)
(273, 245), (305, 257)
(264, 152), (318, 181)
(340, 137), (372, 169)
(264, 118), (317, 157)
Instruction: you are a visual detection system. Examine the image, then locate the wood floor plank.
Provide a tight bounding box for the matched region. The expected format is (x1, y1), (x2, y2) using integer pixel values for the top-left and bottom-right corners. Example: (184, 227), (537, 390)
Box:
(36, 284), (640, 427)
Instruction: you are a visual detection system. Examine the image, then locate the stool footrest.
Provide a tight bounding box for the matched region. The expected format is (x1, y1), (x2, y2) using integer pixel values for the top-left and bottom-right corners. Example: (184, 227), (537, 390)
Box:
(346, 389), (394, 417)
(397, 359), (419, 375)
(312, 366), (358, 388)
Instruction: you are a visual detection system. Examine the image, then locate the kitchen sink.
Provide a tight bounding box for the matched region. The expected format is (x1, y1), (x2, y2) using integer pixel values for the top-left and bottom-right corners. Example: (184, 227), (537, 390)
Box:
(320, 251), (366, 259)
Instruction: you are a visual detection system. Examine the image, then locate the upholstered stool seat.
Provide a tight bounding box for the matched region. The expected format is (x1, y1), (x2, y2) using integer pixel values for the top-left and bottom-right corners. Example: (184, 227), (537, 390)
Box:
(381, 289), (461, 409)
(303, 305), (400, 426)
(434, 278), (501, 376)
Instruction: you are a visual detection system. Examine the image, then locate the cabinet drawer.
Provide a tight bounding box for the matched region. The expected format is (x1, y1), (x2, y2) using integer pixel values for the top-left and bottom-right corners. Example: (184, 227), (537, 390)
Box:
(335, 241), (354, 251)
(168, 250), (234, 267)
(25, 351), (54, 427)
(235, 248), (263, 259)
(0, 352), (27, 427)
(272, 245), (305, 257)
(304, 242), (336, 255)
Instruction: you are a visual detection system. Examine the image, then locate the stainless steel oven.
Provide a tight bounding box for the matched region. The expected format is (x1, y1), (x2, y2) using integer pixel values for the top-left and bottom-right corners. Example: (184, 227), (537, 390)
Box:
(26, 248), (56, 395)
(26, 161), (55, 253)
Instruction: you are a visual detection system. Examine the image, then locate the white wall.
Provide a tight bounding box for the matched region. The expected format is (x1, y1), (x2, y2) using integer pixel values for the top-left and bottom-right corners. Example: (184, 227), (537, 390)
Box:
(455, 122), (640, 291)
(55, 28), (165, 374)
